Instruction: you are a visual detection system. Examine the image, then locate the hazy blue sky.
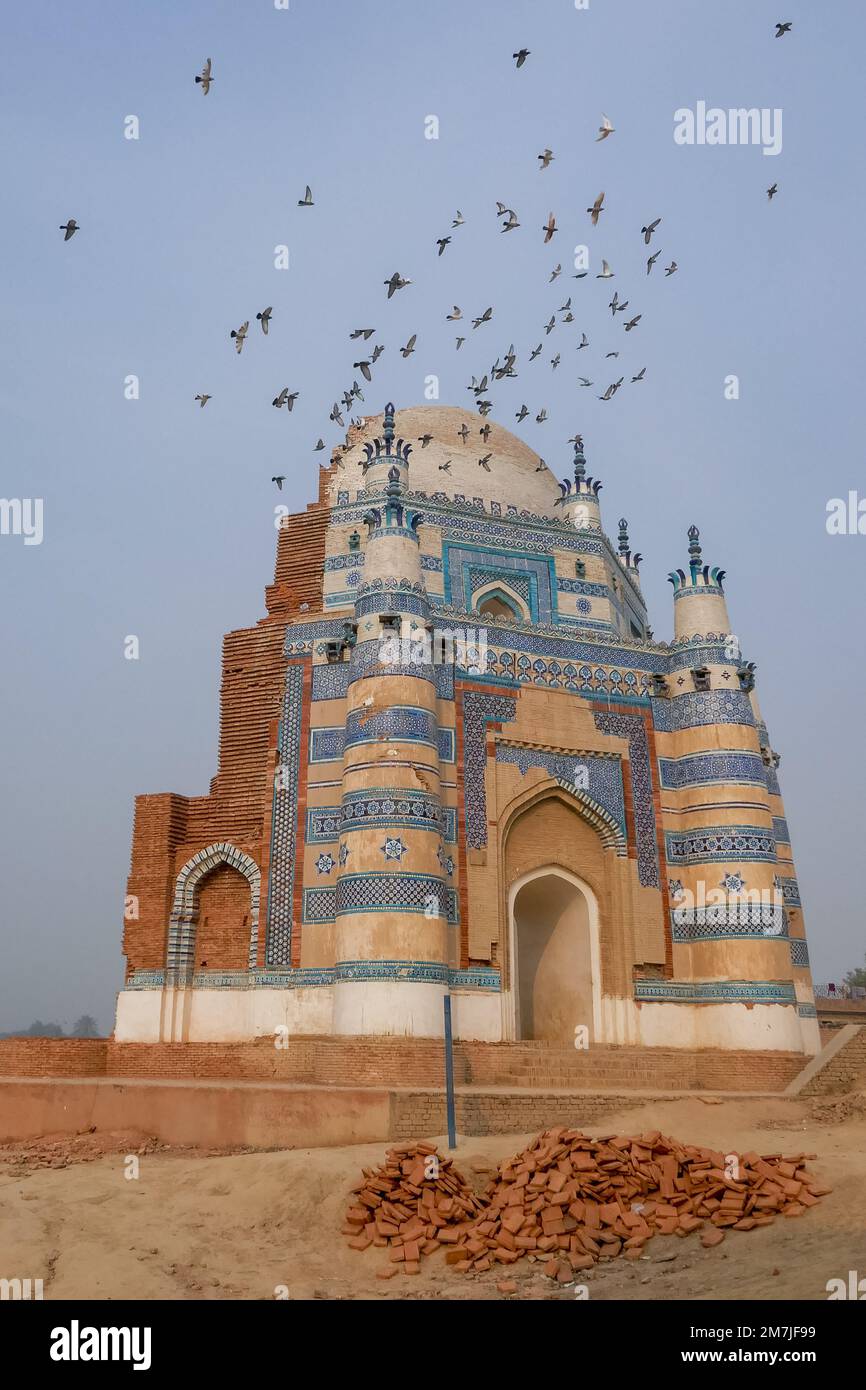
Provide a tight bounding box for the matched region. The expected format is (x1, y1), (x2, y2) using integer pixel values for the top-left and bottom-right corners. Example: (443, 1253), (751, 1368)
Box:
(1, 0), (863, 1032)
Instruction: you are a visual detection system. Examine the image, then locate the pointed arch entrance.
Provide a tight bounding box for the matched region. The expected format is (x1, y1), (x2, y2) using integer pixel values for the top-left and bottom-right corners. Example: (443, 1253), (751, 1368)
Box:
(507, 867), (600, 1043)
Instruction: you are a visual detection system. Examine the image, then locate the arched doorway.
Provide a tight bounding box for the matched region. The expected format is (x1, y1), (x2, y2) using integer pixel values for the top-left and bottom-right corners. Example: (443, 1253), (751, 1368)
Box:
(508, 868), (599, 1043)
(195, 864), (253, 971)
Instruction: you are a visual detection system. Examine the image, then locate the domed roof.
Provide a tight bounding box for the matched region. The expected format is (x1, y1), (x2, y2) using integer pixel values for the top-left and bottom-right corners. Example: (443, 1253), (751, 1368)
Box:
(328, 404), (565, 515)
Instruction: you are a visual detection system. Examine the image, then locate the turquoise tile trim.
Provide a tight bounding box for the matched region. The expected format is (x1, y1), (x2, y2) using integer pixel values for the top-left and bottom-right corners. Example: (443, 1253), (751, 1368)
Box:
(634, 979), (796, 1005)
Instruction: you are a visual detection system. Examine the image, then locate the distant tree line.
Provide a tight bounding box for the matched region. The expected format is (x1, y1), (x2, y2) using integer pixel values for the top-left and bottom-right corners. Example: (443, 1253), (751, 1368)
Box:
(0, 1015), (101, 1039)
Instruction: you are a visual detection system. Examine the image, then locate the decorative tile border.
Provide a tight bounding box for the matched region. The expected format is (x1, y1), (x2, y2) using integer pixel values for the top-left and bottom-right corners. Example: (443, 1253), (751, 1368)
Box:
(658, 750), (768, 790)
(789, 938), (810, 968)
(634, 979), (797, 1005)
(797, 1002), (817, 1018)
(125, 964), (501, 991)
(345, 705), (438, 750)
(773, 817), (791, 844)
(593, 710), (660, 888)
(495, 744), (626, 833)
(336, 872), (457, 922)
(462, 691), (519, 848)
(266, 664), (305, 966)
(665, 826), (777, 866)
(651, 691), (756, 733)
(775, 875), (801, 908)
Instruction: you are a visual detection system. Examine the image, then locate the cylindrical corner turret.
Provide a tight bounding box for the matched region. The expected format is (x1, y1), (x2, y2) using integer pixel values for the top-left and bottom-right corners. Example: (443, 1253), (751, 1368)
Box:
(669, 525), (731, 640)
(558, 436), (603, 531)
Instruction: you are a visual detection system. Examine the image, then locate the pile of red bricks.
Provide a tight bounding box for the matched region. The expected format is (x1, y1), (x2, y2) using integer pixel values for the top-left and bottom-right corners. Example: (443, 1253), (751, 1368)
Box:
(342, 1141), (488, 1278)
(344, 1127), (831, 1282)
(467, 1126), (830, 1282)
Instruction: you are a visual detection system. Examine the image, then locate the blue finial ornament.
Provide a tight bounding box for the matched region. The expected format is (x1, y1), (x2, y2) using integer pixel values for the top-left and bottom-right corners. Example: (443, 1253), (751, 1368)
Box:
(383, 402), (395, 452)
(687, 524), (702, 569)
(618, 518), (629, 555)
(573, 434), (586, 483)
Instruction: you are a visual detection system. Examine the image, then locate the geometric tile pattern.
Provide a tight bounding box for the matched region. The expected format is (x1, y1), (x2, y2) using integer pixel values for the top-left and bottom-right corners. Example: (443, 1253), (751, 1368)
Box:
(265, 662), (305, 966)
(789, 938), (810, 968)
(651, 690), (756, 732)
(462, 691), (519, 848)
(593, 710), (660, 887)
(495, 745), (626, 833)
(775, 875), (802, 908)
(345, 705), (438, 749)
(665, 826), (778, 865)
(772, 816), (791, 844)
(671, 903), (787, 941)
(657, 750), (768, 790)
(336, 872), (456, 921)
(126, 963), (502, 991)
(633, 979), (797, 1005)
(340, 789), (443, 834)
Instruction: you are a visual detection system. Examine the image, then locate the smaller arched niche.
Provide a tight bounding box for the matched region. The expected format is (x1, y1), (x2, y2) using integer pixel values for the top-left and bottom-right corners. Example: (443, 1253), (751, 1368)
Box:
(473, 580), (530, 623)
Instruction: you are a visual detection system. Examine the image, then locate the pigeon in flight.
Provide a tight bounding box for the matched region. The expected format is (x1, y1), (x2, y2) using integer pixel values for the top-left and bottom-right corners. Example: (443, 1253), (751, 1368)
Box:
(577, 377), (592, 387)
(477, 400), (493, 416)
(452, 210), (465, 227)
(631, 367), (646, 382)
(549, 264), (562, 282)
(272, 476), (286, 490)
(329, 403), (344, 426)
(587, 192), (605, 226)
(384, 272), (411, 298)
(529, 344), (542, 361)
(480, 423), (491, 442)
(371, 344), (385, 362)
(194, 394), (211, 408)
(455, 336), (465, 350)
(353, 360), (372, 381)
(664, 260), (678, 276)
(559, 297), (572, 313)
(195, 58), (213, 94)
(513, 49), (530, 68)
(458, 423), (470, 442)
(535, 459), (547, 473)
(59, 219), (79, 240)
(538, 148), (554, 170)
(610, 291), (628, 316)
(624, 315), (642, 332)
(647, 251), (661, 275)
(641, 218), (661, 244)
(605, 351), (620, 358)
(542, 212), (558, 243)
(400, 334), (417, 358)
(351, 380), (365, 399)
(437, 236), (451, 256)
(596, 114), (615, 141)
(598, 378), (623, 401)
(230, 321), (249, 353)
(596, 260), (614, 279)
(775, 21), (792, 37)
(515, 404), (529, 421)
(272, 388), (299, 410)
(578, 332), (589, 350)
(439, 461), (452, 472)
(536, 408), (548, 424)
(447, 306), (462, 321)
(472, 306), (493, 329)
(501, 210), (520, 232)
(256, 306), (273, 334)
(417, 434), (433, 448)
(551, 353), (560, 370)
(478, 453), (492, 471)
(767, 184), (778, 200)
(314, 439), (325, 451)
(298, 185), (314, 207)
(544, 316), (556, 335)
(350, 328), (375, 340)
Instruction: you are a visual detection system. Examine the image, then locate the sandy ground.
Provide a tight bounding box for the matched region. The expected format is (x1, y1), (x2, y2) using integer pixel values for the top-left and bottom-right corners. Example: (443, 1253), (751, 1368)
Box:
(1, 1093), (864, 1301)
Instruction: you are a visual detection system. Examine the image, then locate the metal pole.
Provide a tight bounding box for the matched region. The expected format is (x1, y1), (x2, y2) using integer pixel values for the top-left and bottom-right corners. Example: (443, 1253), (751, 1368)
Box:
(443, 994), (457, 1150)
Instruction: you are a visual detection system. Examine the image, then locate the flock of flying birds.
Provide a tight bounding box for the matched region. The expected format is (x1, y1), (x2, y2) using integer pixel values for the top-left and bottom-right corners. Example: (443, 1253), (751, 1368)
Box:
(58, 24), (794, 492)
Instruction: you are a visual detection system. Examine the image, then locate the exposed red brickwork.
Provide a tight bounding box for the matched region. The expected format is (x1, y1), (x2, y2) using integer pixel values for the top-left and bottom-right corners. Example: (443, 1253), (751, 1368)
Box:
(0, 1036), (804, 1092)
(194, 865), (253, 969)
(800, 1026), (866, 1096)
(123, 474), (335, 980)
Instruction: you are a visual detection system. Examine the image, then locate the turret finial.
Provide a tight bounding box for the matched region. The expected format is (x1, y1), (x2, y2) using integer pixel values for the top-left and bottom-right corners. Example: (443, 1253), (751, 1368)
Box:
(383, 402), (395, 452)
(687, 524), (702, 567)
(618, 518), (629, 556)
(572, 433), (586, 483)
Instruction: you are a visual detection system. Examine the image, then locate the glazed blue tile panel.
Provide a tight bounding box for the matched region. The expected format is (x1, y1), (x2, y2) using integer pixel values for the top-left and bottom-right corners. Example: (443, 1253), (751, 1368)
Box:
(439, 727), (456, 762)
(341, 789), (443, 833)
(666, 644), (741, 672)
(335, 873), (458, 922)
(790, 938), (809, 967)
(593, 710), (659, 887)
(443, 808), (457, 843)
(765, 764), (781, 796)
(305, 807), (342, 843)
(665, 826), (778, 865)
(336, 959), (449, 984)
(309, 726), (345, 762)
(345, 706), (437, 749)
(266, 662), (305, 965)
(463, 692), (520, 848)
(773, 817), (791, 844)
(634, 979), (796, 1005)
(324, 553), (365, 573)
(349, 639), (435, 685)
(671, 904), (787, 941)
(495, 745), (626, 833)
(355, 592), (429, 618)
(312, 663), (352, 701)
(798, 1002), (817, 1018)
(776, 876), (801, 908)
(420, 554), (444, 572)
(434, 662), (455, 699)
(657, 751), (768, 790)
(651, 690), (756, 732)
(442, 542), (556, 623)
(302, 887), (337, 923)
(557, 577), (609, 598)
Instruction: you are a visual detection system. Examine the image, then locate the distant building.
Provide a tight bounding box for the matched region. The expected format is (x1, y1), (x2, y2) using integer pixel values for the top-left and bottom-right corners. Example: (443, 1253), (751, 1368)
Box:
(116, 404), (817, 1054)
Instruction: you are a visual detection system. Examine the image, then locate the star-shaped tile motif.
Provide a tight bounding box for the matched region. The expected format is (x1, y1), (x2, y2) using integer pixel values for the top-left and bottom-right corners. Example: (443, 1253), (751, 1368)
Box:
(315, 852), (335, 876)
(720, 872), (746, 894)
(381, 837), (408, 862)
